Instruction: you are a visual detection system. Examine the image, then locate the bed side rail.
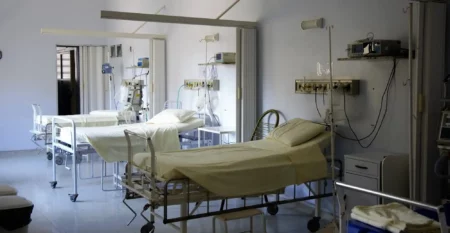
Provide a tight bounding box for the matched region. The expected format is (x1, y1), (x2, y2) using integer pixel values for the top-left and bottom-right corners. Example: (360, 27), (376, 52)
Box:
(124, 129), (157, 200)
(52, 116), (76, 152)
(335, 181), (448, 233)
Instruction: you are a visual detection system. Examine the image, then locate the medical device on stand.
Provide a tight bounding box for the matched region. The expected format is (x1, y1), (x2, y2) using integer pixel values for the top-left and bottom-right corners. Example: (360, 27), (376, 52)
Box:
(102, 63), (116, 110)
(199, 33), (219, 126)
(436, 75), (450, 204)
(120, 79), (144, 121)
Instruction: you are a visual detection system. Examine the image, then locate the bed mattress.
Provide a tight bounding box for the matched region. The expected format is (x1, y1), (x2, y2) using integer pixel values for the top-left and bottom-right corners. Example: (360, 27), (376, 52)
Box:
(35, 114), (119, 128)
(59, 118), (204, 162)
(89, 110), (136, 120)
(133, 132), (331, 197)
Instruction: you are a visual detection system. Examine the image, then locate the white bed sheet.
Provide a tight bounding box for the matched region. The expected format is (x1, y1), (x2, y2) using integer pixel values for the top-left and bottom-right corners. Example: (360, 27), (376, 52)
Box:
(58, 118), (204, 162)
(133, 132), (331, 197)
(59, 118), (204, 144)
(89, 110), (135, 120)
(35, 114), (119, 128)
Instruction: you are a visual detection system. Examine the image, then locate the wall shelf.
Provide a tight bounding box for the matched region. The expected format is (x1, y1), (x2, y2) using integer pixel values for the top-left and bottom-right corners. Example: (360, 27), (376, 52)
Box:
(126, 66), (149, 69)
(198, 62), (235, 66)
(337, 55), (410, 61)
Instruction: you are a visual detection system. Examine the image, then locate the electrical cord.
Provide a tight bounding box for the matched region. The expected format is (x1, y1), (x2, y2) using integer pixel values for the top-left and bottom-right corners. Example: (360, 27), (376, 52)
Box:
(315, 89), (322, 119)
(337, 59), (398, 147)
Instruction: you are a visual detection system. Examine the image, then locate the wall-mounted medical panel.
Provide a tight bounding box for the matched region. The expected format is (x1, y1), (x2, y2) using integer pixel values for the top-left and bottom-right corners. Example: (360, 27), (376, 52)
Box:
(295, 79), (360, 96)
(184, 79), (220, 91)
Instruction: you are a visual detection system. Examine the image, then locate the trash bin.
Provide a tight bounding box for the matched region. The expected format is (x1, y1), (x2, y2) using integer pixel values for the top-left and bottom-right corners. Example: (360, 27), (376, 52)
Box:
(0, 196), (33, 233)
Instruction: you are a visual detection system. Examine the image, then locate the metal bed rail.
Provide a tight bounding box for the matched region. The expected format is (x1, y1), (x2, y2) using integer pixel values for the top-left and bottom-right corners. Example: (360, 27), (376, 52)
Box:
(51, 116), (79, 202)
(122, 128), (342, 233)
(50, 116), (123, 202)
(335, 181), (449, 233)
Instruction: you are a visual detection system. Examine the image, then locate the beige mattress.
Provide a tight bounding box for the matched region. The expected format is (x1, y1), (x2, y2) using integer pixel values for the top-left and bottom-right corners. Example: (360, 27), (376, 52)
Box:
(133, 132), (331, 197)
(59, 118), (204, 144)
(36, 114), (119, 127)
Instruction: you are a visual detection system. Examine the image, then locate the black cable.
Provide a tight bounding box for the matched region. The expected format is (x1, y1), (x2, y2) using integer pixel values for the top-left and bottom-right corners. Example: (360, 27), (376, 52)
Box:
(338, 59), (398, 148)
(336, 59), (397, 144)
(315, 89), (322, 119)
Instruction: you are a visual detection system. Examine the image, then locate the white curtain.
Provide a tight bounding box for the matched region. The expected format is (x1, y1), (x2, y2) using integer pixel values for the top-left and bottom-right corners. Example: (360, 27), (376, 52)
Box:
(79, 46), (108, 113)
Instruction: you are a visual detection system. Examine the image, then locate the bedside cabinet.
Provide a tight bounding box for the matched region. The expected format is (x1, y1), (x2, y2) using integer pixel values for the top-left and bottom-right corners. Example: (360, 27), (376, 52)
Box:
(344, 152), (409, 210)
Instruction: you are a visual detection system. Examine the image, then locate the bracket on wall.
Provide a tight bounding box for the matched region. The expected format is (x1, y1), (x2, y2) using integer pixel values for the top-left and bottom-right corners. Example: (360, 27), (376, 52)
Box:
(0, 50), (3, 60)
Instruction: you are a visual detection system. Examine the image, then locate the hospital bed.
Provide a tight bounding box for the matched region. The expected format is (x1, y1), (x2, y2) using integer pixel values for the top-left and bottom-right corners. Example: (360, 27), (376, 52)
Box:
(30, 104), (134, 160)
(49, 111), (205, 202)
(120, 121), (343, 233)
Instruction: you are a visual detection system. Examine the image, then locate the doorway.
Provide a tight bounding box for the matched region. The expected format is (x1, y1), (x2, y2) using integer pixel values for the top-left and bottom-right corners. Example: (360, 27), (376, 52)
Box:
(56, 46), (80, 115)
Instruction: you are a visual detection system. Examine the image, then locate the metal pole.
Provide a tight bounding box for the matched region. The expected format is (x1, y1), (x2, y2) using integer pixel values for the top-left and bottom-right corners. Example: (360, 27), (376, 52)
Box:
(408, 2), (414, 201)
(132, 5), (166, 34)
(216, 0), (241, 20)
(328, 25), (336, 222)
(336, 181), (439, 211)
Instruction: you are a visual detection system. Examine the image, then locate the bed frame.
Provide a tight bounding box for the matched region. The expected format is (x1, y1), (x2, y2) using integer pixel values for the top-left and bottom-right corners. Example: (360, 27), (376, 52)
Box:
(121, 129), (343, 233)
(30, 104), (131, 161)
(50, 108), (204, 202)
(30, 104), (55, 160)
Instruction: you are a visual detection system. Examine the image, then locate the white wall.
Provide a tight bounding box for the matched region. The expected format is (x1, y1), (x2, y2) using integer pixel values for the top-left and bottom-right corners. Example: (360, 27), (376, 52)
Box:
(105, 0), (411, 154)
(0, 0), (107, 151)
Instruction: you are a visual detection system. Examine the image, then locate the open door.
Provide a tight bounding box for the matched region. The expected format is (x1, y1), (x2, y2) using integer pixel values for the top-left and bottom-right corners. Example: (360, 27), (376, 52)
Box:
(56, 46), (80, 115)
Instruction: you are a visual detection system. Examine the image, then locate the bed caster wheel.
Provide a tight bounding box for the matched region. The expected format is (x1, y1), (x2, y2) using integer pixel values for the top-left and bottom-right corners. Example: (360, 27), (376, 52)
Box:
(47, 152), (53, 160)
(267, 204), (279, 215)
(49, 181), (57, 189)
(55, 156), (64, 165)
(140, 222), (155, 233)
(307, 217), (321, 232)
(69, 194), (78, 202)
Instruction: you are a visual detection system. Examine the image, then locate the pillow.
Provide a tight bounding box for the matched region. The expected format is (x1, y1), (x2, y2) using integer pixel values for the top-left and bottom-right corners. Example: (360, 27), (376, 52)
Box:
(267, 118), (325, 147)
(148, 109), (196, 124)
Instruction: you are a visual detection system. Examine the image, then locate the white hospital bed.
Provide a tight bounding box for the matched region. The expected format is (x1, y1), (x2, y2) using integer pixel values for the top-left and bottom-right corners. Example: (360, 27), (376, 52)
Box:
(121, 129), (343, 233)
(50, 115), (204, 202)
(30, 104), (134, 160)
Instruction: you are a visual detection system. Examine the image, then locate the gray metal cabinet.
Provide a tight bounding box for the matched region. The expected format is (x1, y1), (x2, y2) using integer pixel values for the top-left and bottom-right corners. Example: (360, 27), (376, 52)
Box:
(344, 152), (409, 211)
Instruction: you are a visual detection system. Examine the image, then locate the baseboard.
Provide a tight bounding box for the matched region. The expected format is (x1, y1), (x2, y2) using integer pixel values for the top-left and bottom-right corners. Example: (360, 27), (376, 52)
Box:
(0, 149), (38, 155)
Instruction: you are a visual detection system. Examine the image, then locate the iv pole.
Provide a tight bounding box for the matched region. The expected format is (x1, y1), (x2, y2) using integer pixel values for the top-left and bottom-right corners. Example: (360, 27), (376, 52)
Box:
(200, 34), (219, 126)
(301, 18), (337, 229)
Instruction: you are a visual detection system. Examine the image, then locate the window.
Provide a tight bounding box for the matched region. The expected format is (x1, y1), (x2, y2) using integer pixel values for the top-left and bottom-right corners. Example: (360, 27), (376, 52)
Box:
(56, 52), (71, 79)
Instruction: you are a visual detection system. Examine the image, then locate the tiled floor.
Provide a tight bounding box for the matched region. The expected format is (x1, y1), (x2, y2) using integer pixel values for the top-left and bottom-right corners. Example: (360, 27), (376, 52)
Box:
(0, 150), (331, 233)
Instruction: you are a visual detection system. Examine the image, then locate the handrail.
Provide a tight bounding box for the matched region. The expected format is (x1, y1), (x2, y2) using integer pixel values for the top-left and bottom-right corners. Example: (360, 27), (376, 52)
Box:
(336, 181), (438, 211)
(335, 181), (448, 233)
